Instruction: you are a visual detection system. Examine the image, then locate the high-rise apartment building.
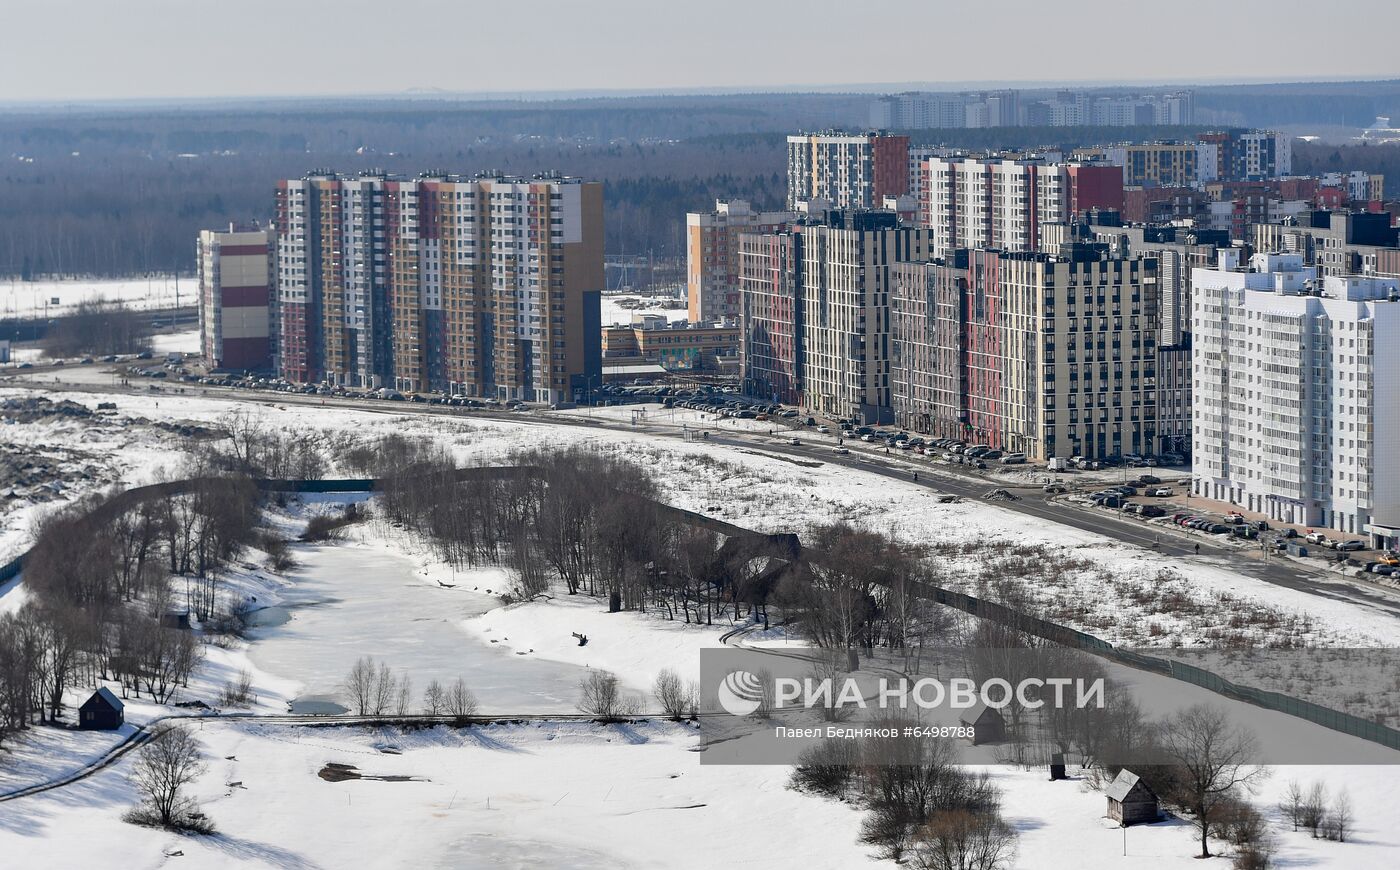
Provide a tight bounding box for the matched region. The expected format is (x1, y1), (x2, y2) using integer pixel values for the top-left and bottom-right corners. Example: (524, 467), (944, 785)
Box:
(738, 231), (805, 405)
(1196, 130), (1291, 182)
(686, 200), (797, 322)
(274, 171), (602, 403)
(1252, 210), (1400, 278)
(786, 131), (910, 210)
(197, 223), (273, 371)
(1192, 252), (1400, 547)
(869, 89), (1192, 130)
(739, 210), (932, 422)
(1074, 142), (1199, 188)
(890, 243), (1160, 460)
(921, 156), (1124, 258)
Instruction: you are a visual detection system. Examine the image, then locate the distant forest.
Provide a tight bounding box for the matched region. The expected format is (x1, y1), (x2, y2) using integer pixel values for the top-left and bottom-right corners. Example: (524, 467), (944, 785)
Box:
(2, 80), (1399, 278)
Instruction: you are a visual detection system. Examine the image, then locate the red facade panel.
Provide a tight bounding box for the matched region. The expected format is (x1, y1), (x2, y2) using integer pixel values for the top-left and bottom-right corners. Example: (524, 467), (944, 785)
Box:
(220, 337), (270, 372)
(221, 285), (269, 308)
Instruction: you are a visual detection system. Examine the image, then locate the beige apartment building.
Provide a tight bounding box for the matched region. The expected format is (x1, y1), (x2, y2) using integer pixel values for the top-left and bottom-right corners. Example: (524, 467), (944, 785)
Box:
(686, 200), (797, 322)
(197, 223), (272, 371)
(891, 243), (1161, 460)
(275, 171), (603, 402)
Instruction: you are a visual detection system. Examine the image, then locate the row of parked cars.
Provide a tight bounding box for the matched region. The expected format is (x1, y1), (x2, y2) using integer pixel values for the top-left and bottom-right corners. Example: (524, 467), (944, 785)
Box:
(842, 429), (1028, 465)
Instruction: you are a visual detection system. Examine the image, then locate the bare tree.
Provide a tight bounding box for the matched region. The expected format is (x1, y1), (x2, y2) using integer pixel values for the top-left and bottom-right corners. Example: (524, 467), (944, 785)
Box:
(371, 660), (398, 716)
(909, 810), (1018, 870)
(423, 679), (446, 715)
(1329, 787), (1352, 843)
(577, 670), (637, 721)
(1278, 779), (1304, 832)
(125, 724), (212, 832)
(652, 667), (696, 721)
(1158, 705), (1269, 858)
(395, 674), (413, 717)
(344, 656), (379, 716)
(1300, 781), (1329, 838)
(220, 669), (254, 707)
(445, 678), (478, 720)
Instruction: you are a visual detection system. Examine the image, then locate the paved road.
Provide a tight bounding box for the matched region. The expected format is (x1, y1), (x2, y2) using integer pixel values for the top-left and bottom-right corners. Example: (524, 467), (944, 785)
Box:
(11, 365), (1400, 622)
(704, 431), (1400, 622)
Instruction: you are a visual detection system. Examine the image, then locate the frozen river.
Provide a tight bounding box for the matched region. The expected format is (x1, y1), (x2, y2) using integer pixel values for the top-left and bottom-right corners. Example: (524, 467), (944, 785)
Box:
(245, 541), (592, 714)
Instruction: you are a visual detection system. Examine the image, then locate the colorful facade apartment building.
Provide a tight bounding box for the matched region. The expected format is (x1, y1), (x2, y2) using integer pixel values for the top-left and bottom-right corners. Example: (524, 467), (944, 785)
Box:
(740, 209), (932, 423)
(890, 244), (1161, 461)
(920, 155), (1124, 259)
(273, 171), (602, 403)
(785, 131), (910, 210)
(686, 200), (797, 322)
(197, 223), (273, 371)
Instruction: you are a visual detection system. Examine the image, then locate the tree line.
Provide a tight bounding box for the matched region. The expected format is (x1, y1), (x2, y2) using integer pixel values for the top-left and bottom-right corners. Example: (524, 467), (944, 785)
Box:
(0, 466), (261, 748)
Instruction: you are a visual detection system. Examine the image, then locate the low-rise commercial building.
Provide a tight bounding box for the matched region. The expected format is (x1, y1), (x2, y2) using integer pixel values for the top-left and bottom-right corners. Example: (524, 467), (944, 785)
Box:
(602, 315), (738, 371)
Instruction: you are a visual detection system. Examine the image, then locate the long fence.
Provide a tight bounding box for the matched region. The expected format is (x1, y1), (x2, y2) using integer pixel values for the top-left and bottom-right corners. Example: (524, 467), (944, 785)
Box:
(4, 469), (1399, 752)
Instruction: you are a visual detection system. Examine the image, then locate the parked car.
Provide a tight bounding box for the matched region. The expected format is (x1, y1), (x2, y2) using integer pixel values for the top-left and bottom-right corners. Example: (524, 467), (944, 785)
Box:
(1305, 532), (1330, 546)
(817, 425), (830, 434)
(1140, 505), (1166, 518)
(832, 446), (849, 455)
(1146, 487), (1172, 497)
(1137, 474), (1162, 485)
(1370, 563), (1397, 576)
(1233, 526), (1259, 540)
(1336, 540), (1366, 552)
(1001, 452), (1026, 464)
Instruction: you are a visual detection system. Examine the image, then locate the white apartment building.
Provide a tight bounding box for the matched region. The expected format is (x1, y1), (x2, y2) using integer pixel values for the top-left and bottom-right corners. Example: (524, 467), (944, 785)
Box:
(1192, 251), (1400, 547)
(922, 156), (1121, 259)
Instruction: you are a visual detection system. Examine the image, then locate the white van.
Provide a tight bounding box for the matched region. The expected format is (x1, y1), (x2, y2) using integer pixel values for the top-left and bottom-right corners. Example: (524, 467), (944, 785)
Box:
(1047, 457), (1068, 471)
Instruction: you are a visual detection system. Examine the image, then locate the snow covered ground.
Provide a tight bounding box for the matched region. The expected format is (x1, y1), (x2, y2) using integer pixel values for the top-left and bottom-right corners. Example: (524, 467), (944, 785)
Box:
(3, 385), (1400, 867)
(0, 276), (191, 319)
(150, 329), (200, 354)
(599, 293), (687, 327)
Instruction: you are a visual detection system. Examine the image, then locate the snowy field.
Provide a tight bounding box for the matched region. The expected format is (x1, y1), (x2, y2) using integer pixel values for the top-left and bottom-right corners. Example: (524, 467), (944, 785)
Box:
(599, 293), (687, 326)
(0, 276), (191, 319)
(150, 329), (200, 354)
(2, 385), (1400, 867)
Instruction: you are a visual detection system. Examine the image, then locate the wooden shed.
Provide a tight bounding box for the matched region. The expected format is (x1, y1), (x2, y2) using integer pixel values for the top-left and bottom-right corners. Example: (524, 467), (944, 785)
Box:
(1106, 769), (1159, 826)
(958, 701), (1006, 745)
(160, 610), (192, 630)
(79, 687), (125, 730)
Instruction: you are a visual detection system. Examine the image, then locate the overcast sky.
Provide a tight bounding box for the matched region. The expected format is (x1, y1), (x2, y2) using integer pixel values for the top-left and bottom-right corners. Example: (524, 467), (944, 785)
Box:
(3, 0), (1398, 103)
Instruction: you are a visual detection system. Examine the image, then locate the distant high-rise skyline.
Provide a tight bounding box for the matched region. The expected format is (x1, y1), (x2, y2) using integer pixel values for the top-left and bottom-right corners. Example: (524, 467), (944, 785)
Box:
(3, 0), (1398, 102)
